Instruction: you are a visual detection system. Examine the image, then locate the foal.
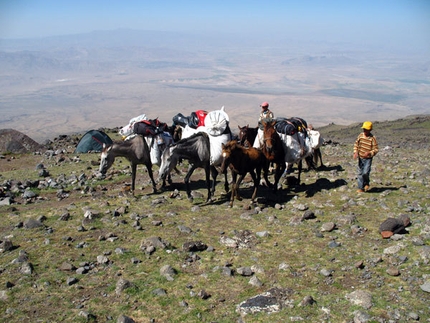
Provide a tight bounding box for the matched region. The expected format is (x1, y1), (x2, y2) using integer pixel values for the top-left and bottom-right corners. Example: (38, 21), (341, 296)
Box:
(220, 140), (269, 207)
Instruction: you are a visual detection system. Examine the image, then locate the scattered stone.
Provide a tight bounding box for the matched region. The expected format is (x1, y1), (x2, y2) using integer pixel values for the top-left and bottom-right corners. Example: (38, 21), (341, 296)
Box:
(116, 278), (132, 295)
(236, 287), (292, 315)
(420, 280), (430, 293)
(321, 222), (336, 232)
(386, 266), (400, 276)
(300, 295), (316, 306)
(197, 289), (211, 299)
(237, 266), (254, 276)
(302, 210), (315, 220)
(249, 276), (263, 287)
(117, 314), (136, 323)
(66, 277), (78, 286)
(182, 241), (207, 252)
(160, 265), (177, 280)
(345, 290), (372, 309)
(0, 240), (14, 253)
(23, 219), (44, 229)
(20, 262), (33, 275)
(152, 288), (167, 296)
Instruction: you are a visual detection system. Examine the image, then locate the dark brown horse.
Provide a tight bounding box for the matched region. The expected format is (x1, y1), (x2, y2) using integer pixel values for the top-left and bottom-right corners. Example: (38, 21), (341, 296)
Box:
(220, 140), (269, 207)
(261, 120), (286, 192)
(238, 125), (258, 148)
(99, 135), (157, 193)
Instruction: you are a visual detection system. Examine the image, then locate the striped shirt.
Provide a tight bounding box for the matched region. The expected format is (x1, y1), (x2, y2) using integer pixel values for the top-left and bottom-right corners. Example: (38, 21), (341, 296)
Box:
(354, 133), (378, 158)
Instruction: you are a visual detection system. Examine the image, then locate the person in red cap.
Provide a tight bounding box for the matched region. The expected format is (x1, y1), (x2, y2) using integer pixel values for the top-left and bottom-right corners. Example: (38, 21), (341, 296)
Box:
(253, 102), (275, 148)
(258, 102), (274, 122)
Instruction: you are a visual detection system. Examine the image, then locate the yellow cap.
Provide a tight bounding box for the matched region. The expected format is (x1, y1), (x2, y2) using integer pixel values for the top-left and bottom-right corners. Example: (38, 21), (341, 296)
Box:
(362, 121), (373, 130)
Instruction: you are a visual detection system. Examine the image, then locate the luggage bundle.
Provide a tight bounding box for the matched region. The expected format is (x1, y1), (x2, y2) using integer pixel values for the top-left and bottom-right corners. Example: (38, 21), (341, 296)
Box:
(274, 117), (308, 136)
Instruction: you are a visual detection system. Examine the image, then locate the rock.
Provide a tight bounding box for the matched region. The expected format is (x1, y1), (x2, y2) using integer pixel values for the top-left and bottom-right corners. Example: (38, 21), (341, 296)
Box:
(178, 225), (192, 233)
(197, 289), (211, 299)
(66, 277), (78, 286)
(24, 219), (44, 229)
(117, 315), (136, 323)
(182, 241), (207, 252)
(152, 288), (167, 296)
(237, 267), (254, 276)
(300, 295), (316, 306)
(116, 278), (132, 295)
(321, 222), (336, 232)
(353, 310), (371, 323)
(0, 240), (14, 253)
(420, 280), (430, 293)
(236, 287), (292, 315)
(160, 265), (177, 280)
(386, 266), (400, 276)
(249, 276), (263, 287)
(302, 210), (315, 220)
(383, 245), (401, 255)
(345, 290), (372, 309)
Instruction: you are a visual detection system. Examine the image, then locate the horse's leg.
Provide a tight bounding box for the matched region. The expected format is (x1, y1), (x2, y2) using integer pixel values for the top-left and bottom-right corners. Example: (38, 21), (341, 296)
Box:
(317, 148), (324, 167)
(223, 168), (229, 193)
(210, 165), (218, 196)
(146, 163), (157, 193)
(184, 164), (197, 201)
(274, 162), (286, 192)
(262, 159), (272, 188)
(204, 163), (212, 203)
(250, 170), (259, 203)
(131, 163), (137, 194)
(297, 160), (303, 184)
(230, 173), (244, 207)
(229, 171), (238, 207)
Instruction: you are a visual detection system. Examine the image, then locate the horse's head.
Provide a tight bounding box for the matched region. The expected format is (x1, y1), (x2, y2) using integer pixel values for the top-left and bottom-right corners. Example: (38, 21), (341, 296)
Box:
(173, 125), (182, 142)
(238, 125), (249, 147)
(220, 141), (236, 173)
(262, 120), (278, 154)
(99, 144), (115, 175)
(158, 145), (176, 182)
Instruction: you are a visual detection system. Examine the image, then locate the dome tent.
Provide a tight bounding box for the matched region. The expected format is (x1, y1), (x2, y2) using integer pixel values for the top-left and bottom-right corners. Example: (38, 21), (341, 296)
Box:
(74, 130), (113, 153)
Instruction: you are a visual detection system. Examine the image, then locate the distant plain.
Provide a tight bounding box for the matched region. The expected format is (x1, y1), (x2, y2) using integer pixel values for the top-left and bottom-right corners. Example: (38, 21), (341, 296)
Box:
(1, 30), (429, 142)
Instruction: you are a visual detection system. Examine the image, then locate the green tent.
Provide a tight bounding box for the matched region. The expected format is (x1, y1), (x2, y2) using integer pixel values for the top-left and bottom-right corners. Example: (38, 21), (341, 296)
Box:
(74, 130), (113, 153)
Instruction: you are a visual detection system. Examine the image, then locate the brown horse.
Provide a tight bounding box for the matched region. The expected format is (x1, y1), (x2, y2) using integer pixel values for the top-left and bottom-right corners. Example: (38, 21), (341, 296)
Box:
(238, 125), (258, 148)
(99, 135), (157, 194)
(220, 140), (269, 207)
(261, 120), (286, 192)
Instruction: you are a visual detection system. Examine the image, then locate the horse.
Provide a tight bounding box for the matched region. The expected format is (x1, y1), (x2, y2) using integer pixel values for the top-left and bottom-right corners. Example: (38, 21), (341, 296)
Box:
(238, 125), (258, 148)
(220, 140), (269, 207)
(278, 127), (314, 184)
(261, 120), (286, 192)
(99, 135), (157, 194)
(307, 128), (324, 169)
(158, 132), (214, 203)
(170, 107), (232, 195)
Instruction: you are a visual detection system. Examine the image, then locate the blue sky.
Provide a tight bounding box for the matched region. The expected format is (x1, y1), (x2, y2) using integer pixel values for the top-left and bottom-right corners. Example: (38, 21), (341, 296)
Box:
(1, 0), (429, 49)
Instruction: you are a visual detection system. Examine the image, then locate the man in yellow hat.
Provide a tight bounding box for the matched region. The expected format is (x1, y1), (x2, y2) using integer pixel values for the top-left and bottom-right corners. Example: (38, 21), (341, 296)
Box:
(353, 121), (379, 193)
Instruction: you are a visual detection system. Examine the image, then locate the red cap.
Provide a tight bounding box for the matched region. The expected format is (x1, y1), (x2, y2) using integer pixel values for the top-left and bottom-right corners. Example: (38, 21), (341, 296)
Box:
(260, 102), (269, 108)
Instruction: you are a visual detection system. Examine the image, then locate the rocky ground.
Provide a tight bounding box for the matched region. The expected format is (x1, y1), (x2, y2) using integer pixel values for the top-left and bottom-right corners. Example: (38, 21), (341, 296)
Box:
(0, 115), (429, 323)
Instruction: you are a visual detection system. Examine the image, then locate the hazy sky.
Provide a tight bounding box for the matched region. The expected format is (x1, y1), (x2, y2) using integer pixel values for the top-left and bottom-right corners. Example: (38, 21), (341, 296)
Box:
(1, 0), (429, 50)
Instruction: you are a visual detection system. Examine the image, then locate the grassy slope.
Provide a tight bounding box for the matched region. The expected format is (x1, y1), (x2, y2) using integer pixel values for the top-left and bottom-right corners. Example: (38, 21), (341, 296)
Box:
(0, 115), (429, 323)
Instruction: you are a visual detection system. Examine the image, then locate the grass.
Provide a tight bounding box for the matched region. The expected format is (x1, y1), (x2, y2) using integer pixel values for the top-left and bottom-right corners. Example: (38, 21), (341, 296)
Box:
(0, 117), (429, 322)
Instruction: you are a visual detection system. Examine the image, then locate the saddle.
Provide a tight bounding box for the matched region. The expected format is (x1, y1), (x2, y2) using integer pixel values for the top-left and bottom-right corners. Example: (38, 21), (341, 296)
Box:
(133, 118), (168, 137)
(274, 117), (308, 135)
